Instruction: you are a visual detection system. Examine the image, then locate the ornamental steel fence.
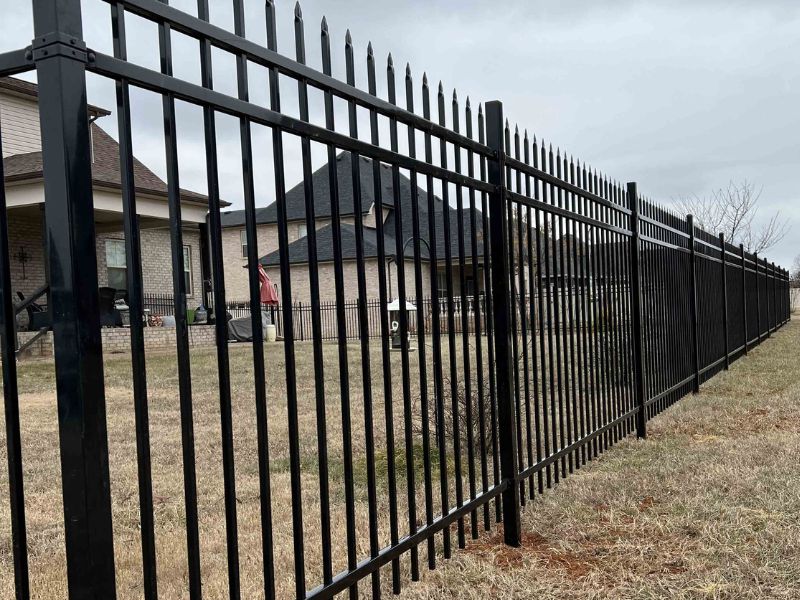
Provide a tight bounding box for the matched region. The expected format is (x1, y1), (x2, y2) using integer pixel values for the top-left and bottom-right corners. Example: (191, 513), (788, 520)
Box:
(0, 1), (791, 599)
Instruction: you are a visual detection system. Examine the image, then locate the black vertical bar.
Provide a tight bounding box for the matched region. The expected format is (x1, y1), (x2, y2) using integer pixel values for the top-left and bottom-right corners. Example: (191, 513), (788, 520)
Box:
(264, 3), (305, 597)
(569, 158), (588, 462)
(534, 139), (553, 487)
(513, 128), (534, 498)
(436, 82), (466, 549)
(628, 183), (646, 439)
(422, 74), (451, 557)
(755, 253), (761, 344)
(366, 47), (400, 590)
(344, 29), (380, 597)
(504, 125), (524, 504)
(525, 135), (544, 494)
(555, 151), (573, 472)
(720, 233), (730, 369)
(224, 1), (276, 595)
(110, 4), (156, 597)
(563, 155), (580, 467)
(687, 215), (700, 393)
(466, 99), (491, 525)
(478, 105), (501, 523)
(452, 91), (479, 536)
(404, 63), (437, 565)
(0, 86), (29, 600)
(741, 244), (747, 355)
(485, 101), (521, 547)
(31, 0), (117, 597)
(386, 50), (419, 583)
(319, 17), (357, 595)
(292, 7), (332, 589)
(154, 2), (202, 595)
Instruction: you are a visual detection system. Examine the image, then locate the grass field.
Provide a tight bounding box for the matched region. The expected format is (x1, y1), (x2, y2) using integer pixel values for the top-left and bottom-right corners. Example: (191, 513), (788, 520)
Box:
(0, 317), (795, 599)
(399, 318), (800, 599)
(0, 330), (498, 599)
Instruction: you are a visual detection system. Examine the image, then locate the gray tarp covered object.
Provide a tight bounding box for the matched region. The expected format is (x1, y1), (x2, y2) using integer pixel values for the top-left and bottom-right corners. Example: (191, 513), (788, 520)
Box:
(227, 311), (270, 342)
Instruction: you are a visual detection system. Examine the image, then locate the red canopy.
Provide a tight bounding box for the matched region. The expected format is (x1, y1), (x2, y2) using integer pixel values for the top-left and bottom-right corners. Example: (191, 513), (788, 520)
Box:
(258, 264), (280, 305)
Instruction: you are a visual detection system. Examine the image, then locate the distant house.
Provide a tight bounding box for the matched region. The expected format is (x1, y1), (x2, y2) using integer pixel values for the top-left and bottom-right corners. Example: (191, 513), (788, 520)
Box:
(220, 152), (486, 303)
(0, 77), (218, 322)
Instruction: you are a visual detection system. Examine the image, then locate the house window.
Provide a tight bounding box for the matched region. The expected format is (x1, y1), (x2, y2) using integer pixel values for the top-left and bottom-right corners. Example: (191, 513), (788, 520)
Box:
(437, 272), (449, 298)
(465, 277), (475, 297)
(183, 245), (193, 295)
(240, 230), (248, 258)
(105, 239), (126, 290)
(298, 223), (308, 238)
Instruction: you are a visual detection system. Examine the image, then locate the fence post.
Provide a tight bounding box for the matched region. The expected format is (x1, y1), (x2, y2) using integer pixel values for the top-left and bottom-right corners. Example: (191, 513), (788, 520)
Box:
(627, 183), (647, 439)
(687, 215), (700, 393)
(720, 233), (729, 370)
(485, 100), (521, 547)
(31, 0), (117, 597)
(741, 244), (747, 355)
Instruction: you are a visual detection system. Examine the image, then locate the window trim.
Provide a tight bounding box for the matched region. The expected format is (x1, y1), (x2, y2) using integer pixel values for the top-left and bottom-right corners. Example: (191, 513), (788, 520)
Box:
(183, 245), (193, 297)
(105, 239), (127, 290)
(240, 229), (248, 259)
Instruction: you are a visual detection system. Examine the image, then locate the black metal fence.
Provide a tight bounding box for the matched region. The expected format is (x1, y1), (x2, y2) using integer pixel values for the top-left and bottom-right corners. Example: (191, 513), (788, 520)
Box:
(0, 1), (792, 599)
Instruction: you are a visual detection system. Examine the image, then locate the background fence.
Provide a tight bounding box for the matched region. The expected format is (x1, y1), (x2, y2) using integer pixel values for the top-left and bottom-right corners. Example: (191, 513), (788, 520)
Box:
(0, 1), (792, 599)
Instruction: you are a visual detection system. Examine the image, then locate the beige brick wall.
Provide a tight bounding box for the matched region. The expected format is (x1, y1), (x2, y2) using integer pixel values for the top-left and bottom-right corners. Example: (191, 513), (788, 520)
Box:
(7, 209), (203, 306)
(96, 227), (203, 300)
(16, 324), (217, 359)
(263, 258), (431, 304)
(221, 218), (356, 300)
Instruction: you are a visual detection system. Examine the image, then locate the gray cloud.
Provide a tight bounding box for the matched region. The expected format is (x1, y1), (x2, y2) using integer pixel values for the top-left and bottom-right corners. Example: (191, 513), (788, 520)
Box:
(1, 0), (797, 264)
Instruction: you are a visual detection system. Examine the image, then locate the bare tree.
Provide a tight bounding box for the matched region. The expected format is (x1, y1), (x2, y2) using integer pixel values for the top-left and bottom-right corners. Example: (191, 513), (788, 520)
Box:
(675, 180), (789, 253)
(791, 254), (800, 288)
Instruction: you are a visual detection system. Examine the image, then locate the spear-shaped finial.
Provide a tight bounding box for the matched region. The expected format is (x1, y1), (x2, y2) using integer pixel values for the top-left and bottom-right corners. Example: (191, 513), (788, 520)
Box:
(466, 96), (471, 110)
(515, 124), (519, 135)
(405, 62), (411, 78)
(294, 1), (302, 19)
(438, 80), (444, 95)
(321, 15), (328, 33)
(387, 52), (394, 69)
(453, 88), (458, 103)
(367, 41), (374, 57)
(345, 29), (352, 46)
(423, 72), (429, 87)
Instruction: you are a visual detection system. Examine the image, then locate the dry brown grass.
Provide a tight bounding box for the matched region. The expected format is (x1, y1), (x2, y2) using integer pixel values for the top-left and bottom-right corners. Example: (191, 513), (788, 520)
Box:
(1, 318), (796, 599)
(399, 319), (800, 600)
(0, 331), (498, 599)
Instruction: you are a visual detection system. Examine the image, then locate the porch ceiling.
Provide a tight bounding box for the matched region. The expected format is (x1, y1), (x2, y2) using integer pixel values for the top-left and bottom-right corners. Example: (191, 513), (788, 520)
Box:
(4, 181), (208, 225)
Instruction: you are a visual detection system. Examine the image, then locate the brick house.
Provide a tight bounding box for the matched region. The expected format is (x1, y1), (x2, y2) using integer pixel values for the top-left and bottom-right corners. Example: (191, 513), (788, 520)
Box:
(1, 77), (214, 325)
(220, 152), (486, 304)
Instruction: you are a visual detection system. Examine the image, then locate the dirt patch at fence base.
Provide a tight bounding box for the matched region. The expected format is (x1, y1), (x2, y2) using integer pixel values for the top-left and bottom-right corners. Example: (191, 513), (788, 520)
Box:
(464, 526), (598, 578)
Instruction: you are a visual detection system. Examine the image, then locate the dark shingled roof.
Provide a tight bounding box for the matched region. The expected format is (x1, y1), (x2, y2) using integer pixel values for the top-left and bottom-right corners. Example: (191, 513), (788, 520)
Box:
(221, 152), (396, 227)
(252, 152), (485, 265)
(3, 124), (214, 205)
(261, 223), (408, 266)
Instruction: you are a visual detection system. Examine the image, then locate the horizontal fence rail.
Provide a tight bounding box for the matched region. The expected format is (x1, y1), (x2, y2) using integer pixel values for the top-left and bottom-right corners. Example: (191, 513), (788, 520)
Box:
(0, 1), (792, 599)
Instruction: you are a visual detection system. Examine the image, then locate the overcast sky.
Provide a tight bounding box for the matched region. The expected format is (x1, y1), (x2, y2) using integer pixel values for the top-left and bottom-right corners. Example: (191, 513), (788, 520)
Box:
(2, 0), (798, 266)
